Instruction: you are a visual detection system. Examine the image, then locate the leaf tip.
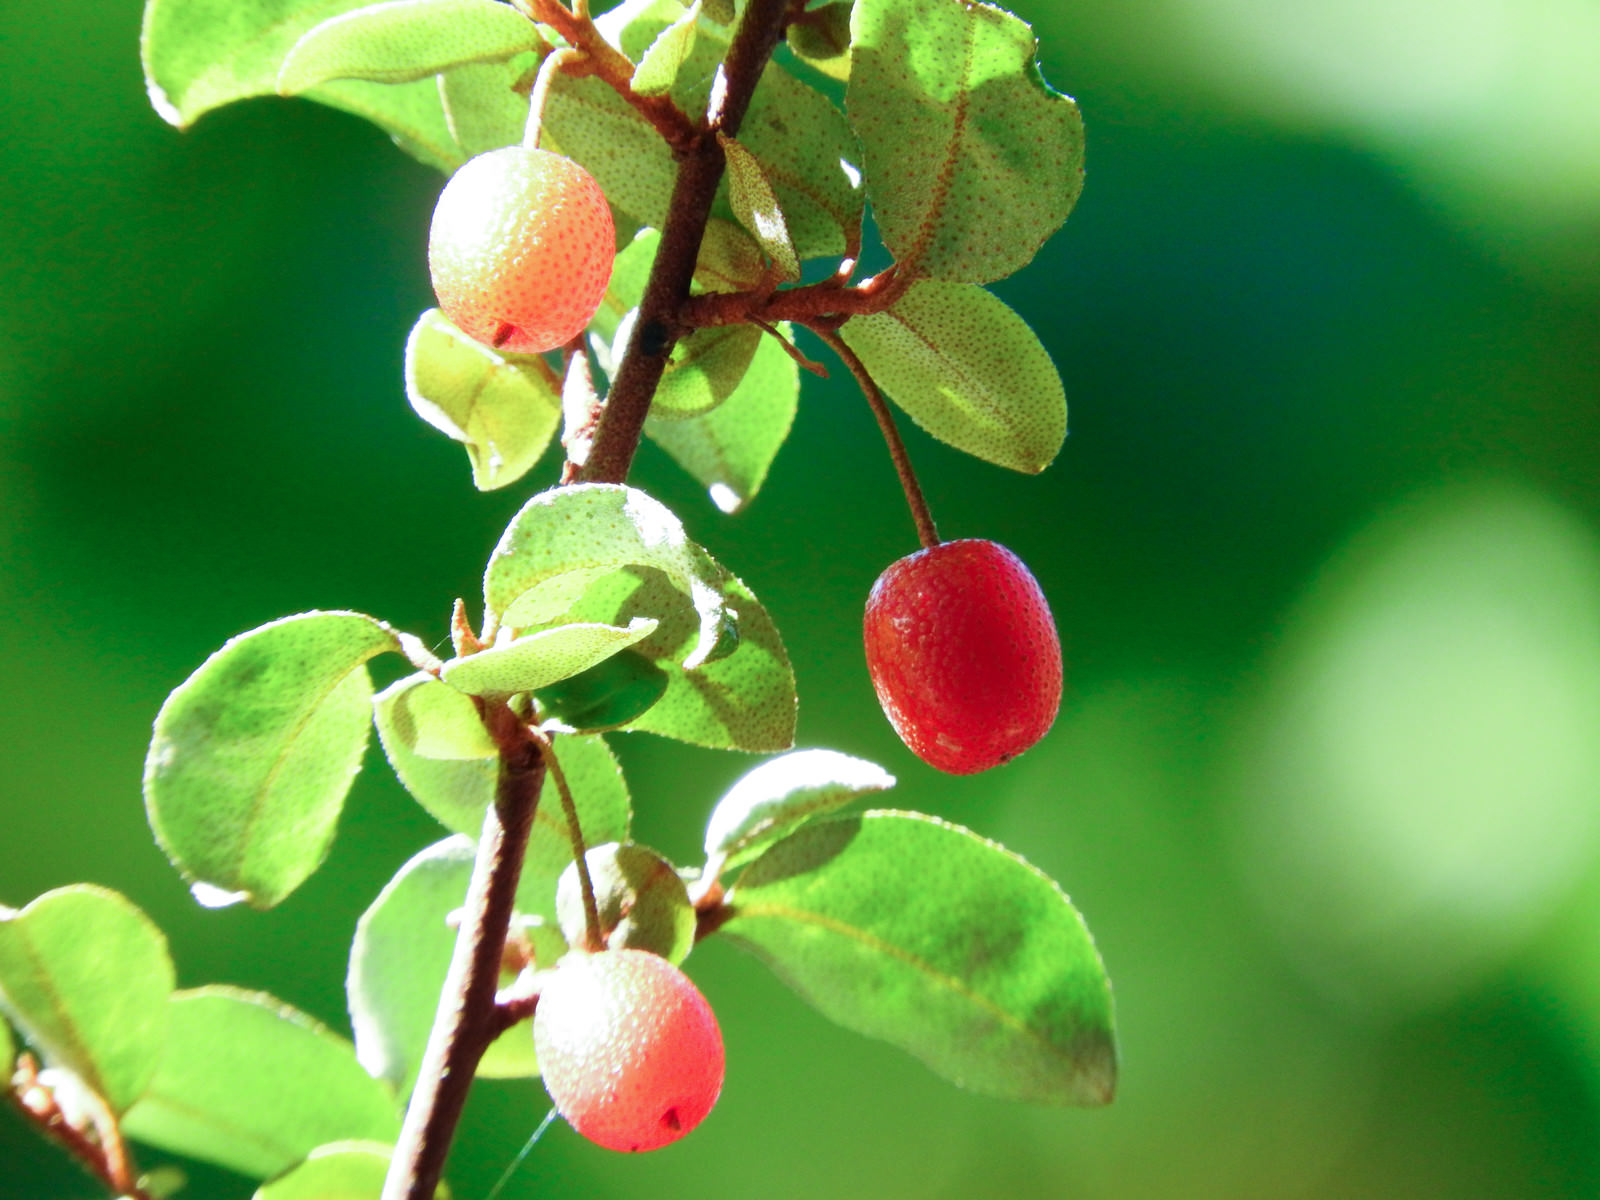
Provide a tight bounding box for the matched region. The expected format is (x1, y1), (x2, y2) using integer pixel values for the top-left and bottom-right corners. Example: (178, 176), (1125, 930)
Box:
(188, 881), (250, 910)
(145, 78), (185, 128)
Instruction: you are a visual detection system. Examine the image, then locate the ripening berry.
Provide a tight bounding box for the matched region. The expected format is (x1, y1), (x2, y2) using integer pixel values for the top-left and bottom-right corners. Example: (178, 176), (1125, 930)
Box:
(427, 146), (614, 354)
(533, 949), (724, 1153)
(863, 538), (1062, 775)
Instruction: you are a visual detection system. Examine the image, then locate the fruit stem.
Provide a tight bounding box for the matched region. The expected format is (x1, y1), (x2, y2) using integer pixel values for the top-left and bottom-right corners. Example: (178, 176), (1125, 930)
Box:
(809, 324), (941, 550)
(523, 46), (584, 151)
(382, 706), (545, 1200)
(530, 729), (605, 952)
(5, 1056), (155, 1200)
(577, 0), (794, 485)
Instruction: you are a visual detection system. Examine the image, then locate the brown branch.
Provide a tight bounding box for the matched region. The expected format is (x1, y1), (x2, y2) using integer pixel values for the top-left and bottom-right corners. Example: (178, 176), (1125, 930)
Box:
(680, 265), (910, 332)
(7, 1055), (153, 1200)
(381, 706), (545, 1200)
(809, 324), (940, 550)
(578, 0), (796, 485)
(513, 0), (698, 154)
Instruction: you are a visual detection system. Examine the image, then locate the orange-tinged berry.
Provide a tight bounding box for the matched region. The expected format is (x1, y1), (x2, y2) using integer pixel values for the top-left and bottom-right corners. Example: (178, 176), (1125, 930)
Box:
(533, 949), (724, 1153)
(428, 146), (614, 355)
(863, 539), (1062, 774)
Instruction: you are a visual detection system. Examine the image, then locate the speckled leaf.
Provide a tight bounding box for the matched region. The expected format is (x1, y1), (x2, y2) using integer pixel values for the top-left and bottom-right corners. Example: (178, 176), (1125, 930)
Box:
(405, 309), (562, 492)
(0, 887), (174, 1115)
(694, 219), (768, 292)
(631, 0), (700, 97)
(532, 651), (671, 734)
(311, 76), (465, 171)
(839, 280), (1065, 473)
(738, 62), (864, 260)
(277, 0), (542, 93)
(441, 618), (659, 697)
(654, 324), (766, 418)
(846, 0), (1084, 281)
(255, 1141), (449, 1199)
(374, 672), (496, 763)
(440, 58), (532, 158)
(646, 324), (799, 513)
(703, 749), (894, 877)
(723, 811), (1116, 1105)
(122, 987), (401, 1181)
(544, 74), (675, 227)
(145, 612), (399, 909)
(787, 0), (853, 82)
(719, 134), (801, 280)
(348, 839), (541, 1097)
(484, 484), (733, 669)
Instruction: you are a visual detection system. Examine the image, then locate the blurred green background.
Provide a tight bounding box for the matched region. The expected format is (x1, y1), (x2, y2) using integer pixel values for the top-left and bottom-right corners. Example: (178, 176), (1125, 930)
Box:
(5, 0), (1600, 1196)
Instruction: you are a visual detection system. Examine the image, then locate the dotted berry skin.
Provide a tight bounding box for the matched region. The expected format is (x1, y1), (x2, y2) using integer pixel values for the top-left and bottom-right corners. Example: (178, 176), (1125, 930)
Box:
(863, 539), (1062, 775)
(533, 949), (724, 1153)
(428, 146), (614, 355)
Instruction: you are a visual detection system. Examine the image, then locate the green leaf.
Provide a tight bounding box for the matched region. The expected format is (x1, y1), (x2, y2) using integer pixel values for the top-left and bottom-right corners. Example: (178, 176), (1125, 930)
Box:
(719, 134), (802, 281)
(1, 1013), (13, 1069)
(484, 484), (733, 669)
(349, 839), (540, 1097)
(738, 62), (864, 260)
(694, 219), (768, 292)
(722, 811), (1116, 1105)
(308, 76), (466, 172)
(440, 618), (660, 697)
(631, 0), (701, 97)
(141, 0), (382, 127)
(255, 1141), (449, 1199)
(646, 322), (800, 513)
(122, 986), (401, 1180)
(405, 309), (562, 492)
(839, 280), (1065, 473)
(374, 672), (496, 762)
(592, 229), (661, 349)
(622, 573), (796, 751)
(846, 0), (1084, 282)
(786, 0), (853, 82)
(532, 651), (671, 734)
(145, 612), (398, 908)
(544, 74), (676, 227)
(440, 58), (533, 158)
(654, 324), (766, 418)
(556, 842), (696, 963)
(278, 0), (541, 93)
(0, 886), (174, 1115)
(703, 749), (894, 877)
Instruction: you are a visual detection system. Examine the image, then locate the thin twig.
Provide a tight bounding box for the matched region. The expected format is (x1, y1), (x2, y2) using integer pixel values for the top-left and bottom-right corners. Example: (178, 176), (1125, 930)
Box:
(809, 324), (940, 550)
(529, 730), (604, 951)
(6, 1056), (154, 1200)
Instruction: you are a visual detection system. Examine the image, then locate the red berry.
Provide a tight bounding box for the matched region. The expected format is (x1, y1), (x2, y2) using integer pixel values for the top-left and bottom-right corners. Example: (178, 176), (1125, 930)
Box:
(427, 146), (614, 355)
(863, 539), (1062, 774)
(533, 949), (724, 1153)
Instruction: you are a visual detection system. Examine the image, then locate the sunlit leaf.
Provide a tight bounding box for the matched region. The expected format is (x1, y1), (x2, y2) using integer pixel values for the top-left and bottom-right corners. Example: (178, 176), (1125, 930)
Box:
(278, 0), (542, 93)
(631, 0), (701, 97)
(348, 838), (540, 1097)
(484, 484), (733, 668)
(646, 323), (800, 513)
(703, 749), (894, 877)
(693, 219), (768, 292)
(555, 842), (696, 963)
(440, 58), (532, 158)
(374, 672), (496, 762)
(846, 0), (1084, 281)
(653, 324), (765, 417)
(440, 617), (660, 697)
(309, 75), (466, 171)
(544, 74), (676, 227)
(122, 987), (400, 1181)
(719, 134), (801, 280)
(787, 0), (853, 82)
(839, 280), (1065, 473)
(0, 886), (174, 1115)
(405, 309), (562, 492)
(723, 811), (1116, 1105)
(145, 611), (399, 908)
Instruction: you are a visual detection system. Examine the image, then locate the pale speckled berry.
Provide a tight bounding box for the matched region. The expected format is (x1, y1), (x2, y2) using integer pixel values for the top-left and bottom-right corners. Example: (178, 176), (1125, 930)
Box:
(533, 949), (724, 1153)
(428, 147), (614, 355)
(863, 539), (1062, 775)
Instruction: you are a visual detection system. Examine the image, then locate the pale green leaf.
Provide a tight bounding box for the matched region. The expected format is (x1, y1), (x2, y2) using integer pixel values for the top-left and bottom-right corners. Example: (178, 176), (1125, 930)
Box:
(405, 309), (562, 492)
(255, 1141), (449, 1199)
(483, 484), (732, 669)
(693, 218), (768, 292)
(846, 0), (1084, 281)
(278, 0), (542, 93)
(703, 749), (894, 876)
(440, 58), (533, 158)
(724, 811), (1117, 1105)
(839, 280), (1065, 473)
(374, 672), (497, 762)
(122, 987), (400, 1180)
(646, 322), (800, 513)
(787, 0), (853, 82)
(144, 611), (399, 908)
(631, 0), (701, 97)
(307, 75), (466, 171)
(543, 74), (676, 227)
(555, 842), (696, 963)
(0, 886), (174, 1115)
(719, 133), (802, 281)
(440, 617), (660, 696)
(653, 324), (765, 418)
